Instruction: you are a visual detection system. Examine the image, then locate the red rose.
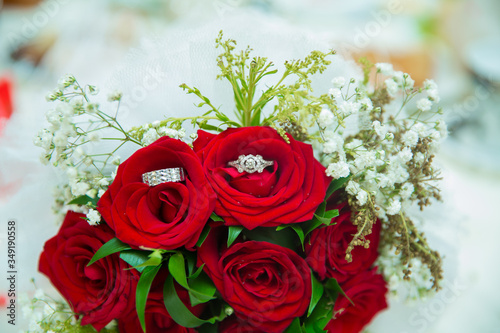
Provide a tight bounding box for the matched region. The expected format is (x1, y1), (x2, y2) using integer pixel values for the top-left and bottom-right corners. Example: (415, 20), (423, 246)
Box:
(305, 202), (380, 282)
(98, 136), (216, 249)
(219, 316), (266, 333)
(193, 127), (330, 229)
(197, 227), (311, 333)
(326, 269), (388, 333)
(38, 211), (138, 331)
(118, 269), (204, 333)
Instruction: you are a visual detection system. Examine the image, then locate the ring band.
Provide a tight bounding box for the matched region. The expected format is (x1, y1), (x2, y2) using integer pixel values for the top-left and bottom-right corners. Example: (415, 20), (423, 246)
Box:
(228, 154), (274, 174)
(142, 168), (186, 186)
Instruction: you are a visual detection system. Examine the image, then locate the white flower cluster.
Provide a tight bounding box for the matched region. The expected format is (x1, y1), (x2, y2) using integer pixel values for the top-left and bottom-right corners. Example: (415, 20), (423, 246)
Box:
(140, 121), (186, 146)
(19, 289), (70, 333)
(320, 69), (446, 215)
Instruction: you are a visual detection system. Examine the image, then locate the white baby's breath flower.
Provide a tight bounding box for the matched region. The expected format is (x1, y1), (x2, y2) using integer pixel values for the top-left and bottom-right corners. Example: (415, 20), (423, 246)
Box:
(372, 121), (387, 138)
(326, 161), (350, 179)
(392, 71), (404, 84)
(436, 119), (448, 139)
(400, 183), (414, 200)
(416, 98), (432, 111)
(142, 128), (159, 145)
(338, 100), (361, 117)
(66, 167), (78, 180)
(423, 79), (438, 91)
(331, 76), (346, 88)
(86, 189), (97, 199)
(58, 74), (75, 89)
(34, 289), (45, 299)
(430, 131), (441, 142)
(72, 181), (90, 196)
(354, 151), (378, 169)
(328, 88), (342, 100)
(107, 90), (123, 102)
(427, 89), (440, 102)
(86, 209), (101, 226)
(88, 85), (99, 95)
(98, 189), (106, 198)
(358, 97), (373, 111)
(112, 156), (121, 165)
(152, 120), (161, 128)
(163, 128), (179, 138)
(356, 189), (368, 205)
(177, 128), (186, 138)
(411, 123), (427, 137)
(98, 178), (109, 187)
(346, 180), (361, 195)
(384, 79), (398, 96)
(398, 147), (413, 163)
(57, 103), (74, 117)
(376, 63), (394, 76)
(323, 133), (344, 154)
(386, 198), (402, 215)
(414, 152), (425, 164)
(318, 108), (334, 128)
(52, 132), (68, 147)
(401, 130), (419, 147)
(403, 74), (415, 90)
(345, 138), (363, 150)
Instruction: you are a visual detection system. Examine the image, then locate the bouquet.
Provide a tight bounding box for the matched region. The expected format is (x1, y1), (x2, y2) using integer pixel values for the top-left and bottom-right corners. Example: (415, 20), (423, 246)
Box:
(29, 32), (446, 333)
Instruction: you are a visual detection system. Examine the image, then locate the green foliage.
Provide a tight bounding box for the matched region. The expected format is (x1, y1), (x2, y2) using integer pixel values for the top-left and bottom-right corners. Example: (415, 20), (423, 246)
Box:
(136, 265), (163, 333)
(177, 31), (340, 139)
(227, 226), (244, 247)
(87, 238), (130, 266)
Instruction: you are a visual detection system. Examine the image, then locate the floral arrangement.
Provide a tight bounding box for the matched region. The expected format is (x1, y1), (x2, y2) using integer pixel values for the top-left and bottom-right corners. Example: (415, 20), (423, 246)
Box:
(29, 32), (446, 333)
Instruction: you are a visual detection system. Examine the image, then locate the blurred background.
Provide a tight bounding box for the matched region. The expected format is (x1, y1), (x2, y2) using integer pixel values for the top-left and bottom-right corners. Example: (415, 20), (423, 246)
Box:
(0, 0), (499, 332)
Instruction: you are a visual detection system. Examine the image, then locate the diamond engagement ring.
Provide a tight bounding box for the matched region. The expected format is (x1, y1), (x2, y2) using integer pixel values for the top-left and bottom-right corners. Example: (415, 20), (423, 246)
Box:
(228, 154), (274, 174)
(142, 168), (186, 186)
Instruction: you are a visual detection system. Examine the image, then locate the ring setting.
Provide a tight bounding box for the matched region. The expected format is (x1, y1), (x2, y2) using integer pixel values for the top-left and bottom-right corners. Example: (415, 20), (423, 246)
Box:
(228, 154), (274, 174)
(142, 168), (186, 186)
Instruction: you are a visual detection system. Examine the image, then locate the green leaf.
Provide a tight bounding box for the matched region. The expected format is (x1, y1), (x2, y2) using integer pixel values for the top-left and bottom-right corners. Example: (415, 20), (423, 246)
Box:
(227, 226), (244, 247)
(188, 272), (217, 306)
(196, 225), (212, 247)
(197, 323), (219, 333)
(324, 278), (354, 306)
(325, 177), (349, 200)
(136, 265), (162, 333)
(185, 251), (198, 276)
(243, 227), (297, 251)
(197, 122), (223, 133)
(315, 201), (326, 217)
(284, 317), (302, 333)
(188, 264), (205, 279)
(168, 253), (189, 289)
(308, 273), (324, 317)
(210, 212), (224, 222)
(87, 238), (130, 266)
(313, 214), (334, 226)
(303, 293), (334, 333)
(132, 249), (164, 270)
(250, 108), (262, 126)
(163, 275), (217, 328)
(120, 250), (151, 273)
(168, 253), (216, 306)
(323, 209), (339, 220)
(277, 224), (305, 248)
(68, 195), (97, 206)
